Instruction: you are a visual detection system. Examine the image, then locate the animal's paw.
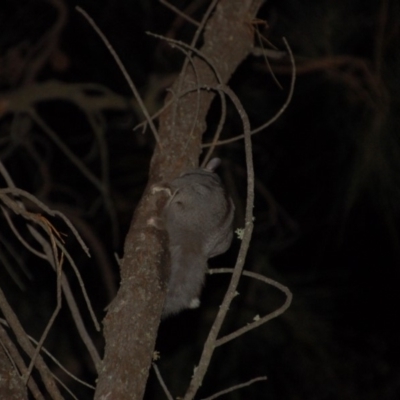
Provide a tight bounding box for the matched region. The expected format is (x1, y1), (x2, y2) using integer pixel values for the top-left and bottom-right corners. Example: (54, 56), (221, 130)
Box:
(147, 216), (164, 229)
(189, 298), (200, 309)
(151, 183), (172, 196)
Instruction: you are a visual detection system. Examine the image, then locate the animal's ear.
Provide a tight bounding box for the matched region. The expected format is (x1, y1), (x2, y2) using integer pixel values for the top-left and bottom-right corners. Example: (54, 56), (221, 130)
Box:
(204, 158), (221, 172)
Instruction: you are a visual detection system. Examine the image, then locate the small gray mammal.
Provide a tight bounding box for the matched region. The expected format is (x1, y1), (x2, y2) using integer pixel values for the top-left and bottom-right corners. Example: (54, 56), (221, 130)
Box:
(160, 158), (234, 317)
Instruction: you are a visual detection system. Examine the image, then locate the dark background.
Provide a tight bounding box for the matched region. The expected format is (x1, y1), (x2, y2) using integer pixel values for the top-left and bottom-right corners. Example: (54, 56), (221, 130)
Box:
(1, 0), (399, 399)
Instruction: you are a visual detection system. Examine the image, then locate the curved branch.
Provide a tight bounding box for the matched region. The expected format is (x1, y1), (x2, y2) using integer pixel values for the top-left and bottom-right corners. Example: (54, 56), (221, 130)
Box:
(202, 37), (296, 147)
(208, 268), (292, 346)
(183, 84), (255, 400)
(76, 6), (162, 147)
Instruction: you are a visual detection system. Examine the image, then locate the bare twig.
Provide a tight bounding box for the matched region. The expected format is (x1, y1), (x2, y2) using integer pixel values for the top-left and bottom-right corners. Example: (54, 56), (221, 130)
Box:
(133, 84), (227, 162)
(76, 6), (162, 147)
(183, 84), (255, 400)
(250, 38), (295, 135)
(160, 0), (200, 27)
(200, 87), (227, 167)
(0, 230), (33, 279)
(208, 269), (292, 346)
(11, 320), (95, 389)
(146, 30), (228, 162)
(56, 239), (100, 332)
(0, 324), (45, 400)
(0, 161), (101, 369)
(22, 0), (67, 85)
(0, 287), (63, 399)
(152, 363), (174, 400)
(24, 226), (64, 384)
(43, 334), (94, 389)
(29, 109), (105, 200)
(255, 26), (283, 89)
(202, 37), (296, 147)
(0, 186), (90, 257)
(55, 206), (117, 300)
(133, 0), (223, 138)
(1, 206), (47, 259)
(150, 34), (223, 159)
(147, 33), (224, 89)
(3, 81), (132, 116)
(28, 228), (102, 370)
(201, 376), (267, 400)
(1, 318), (95, 398)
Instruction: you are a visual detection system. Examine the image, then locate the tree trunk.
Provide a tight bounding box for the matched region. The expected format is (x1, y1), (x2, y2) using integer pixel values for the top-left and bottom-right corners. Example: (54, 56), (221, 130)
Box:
(94, 1), (263, 399)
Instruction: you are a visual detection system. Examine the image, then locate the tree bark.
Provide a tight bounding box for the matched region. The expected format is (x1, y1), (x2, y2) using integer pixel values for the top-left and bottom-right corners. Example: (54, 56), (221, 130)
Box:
(94, 1), (263, 399)
(0, 345), (28, 400)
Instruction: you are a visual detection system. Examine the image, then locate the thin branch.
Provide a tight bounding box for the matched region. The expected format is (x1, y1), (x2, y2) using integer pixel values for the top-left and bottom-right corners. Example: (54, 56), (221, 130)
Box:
(0, 161), (101, 369)
(28, 227), (102, 370)
(200, 87), (227, 167)
(133, 0), (223, 137)
(24, 228), (64, 384)
(0, 324), (45, 400)
(29, 109), (105, 200)
(208, 268), (292, 346)
(1, 205), (47, 259)
(2, 201), (101, 365)
(160, 0), (200, 27)
(134, 85), (227, 157)
(201, 376), (267, 400)
(183, 84), (255, 400)
(22, 0), (67, 85)
(0, 230), (33, 279)
(202, 37), (296, 147)
(146, 33), (224, 85)
(76, 6), (162, 147)
(1, 318), (95, 397)
(54, 237), (100, 332)
(4, 81), (132, 115)
(0, 287), (63, 400)
(255, 26), (283, 89)
(0, 186), (90, 257)
(152, 363), (174, 400)
(59, 272), (102, 369)
(23, 325), (95, 390)
(146, 30), (228, 161)
(250, 38), (295, 135)
(51, 375), (79, 400)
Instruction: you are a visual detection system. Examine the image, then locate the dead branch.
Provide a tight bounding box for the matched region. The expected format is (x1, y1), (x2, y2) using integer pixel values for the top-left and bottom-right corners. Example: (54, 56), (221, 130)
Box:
(0, 287), (63, 400)
(152, 362), (174, 400)
(0, 161), (101, 371)
(76, 6), (162, 147)
(160, 0), (201, 27)
(202, 37), (296, 146)
(0, 324), (43, 399)
(183, 83), (255, 400)
(201, 376), (267, 400)
(208, 269), (292, 346)
(0, 318), (95, 391)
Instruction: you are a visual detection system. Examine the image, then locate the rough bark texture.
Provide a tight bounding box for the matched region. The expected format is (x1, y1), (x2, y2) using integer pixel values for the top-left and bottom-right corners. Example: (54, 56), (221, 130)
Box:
(94, 1), (263, 399)
(0, 346), (28, 400)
